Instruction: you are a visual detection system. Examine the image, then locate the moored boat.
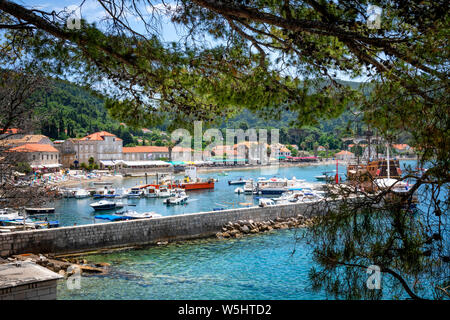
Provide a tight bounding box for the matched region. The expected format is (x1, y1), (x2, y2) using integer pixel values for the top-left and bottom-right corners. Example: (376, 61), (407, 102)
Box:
(74, 188), (90, 199)
(164, 190), (189, 205)
(25, 207), (55, 214)
(89, 200), (124, 211)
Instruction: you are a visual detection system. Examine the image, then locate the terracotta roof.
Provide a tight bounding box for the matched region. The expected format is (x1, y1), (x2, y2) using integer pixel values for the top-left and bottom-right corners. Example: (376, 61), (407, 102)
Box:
(79, 131), (119, 141)
(9, 143), (58, 153)
(123, 146), (169, 153)
(279, 147), (291, 153)
(335, 150), (354, 156)
(1, 128), (19, 134)
(392, 144), (410, 150)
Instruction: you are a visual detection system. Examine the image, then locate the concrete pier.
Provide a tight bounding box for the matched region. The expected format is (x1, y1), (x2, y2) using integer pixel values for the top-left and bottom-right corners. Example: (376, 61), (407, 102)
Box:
(0, 201), (327, 257)
(0, 261), (62, 300)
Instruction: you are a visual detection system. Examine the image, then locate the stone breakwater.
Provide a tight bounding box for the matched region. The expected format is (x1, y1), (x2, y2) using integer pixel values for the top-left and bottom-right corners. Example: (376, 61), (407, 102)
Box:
(0, 201), (330, 257)
(216, 214), (315, 239)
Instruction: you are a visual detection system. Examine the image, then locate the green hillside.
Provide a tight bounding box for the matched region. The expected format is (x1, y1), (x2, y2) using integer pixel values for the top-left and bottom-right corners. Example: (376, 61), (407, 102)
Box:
(28, 79), (368, 151)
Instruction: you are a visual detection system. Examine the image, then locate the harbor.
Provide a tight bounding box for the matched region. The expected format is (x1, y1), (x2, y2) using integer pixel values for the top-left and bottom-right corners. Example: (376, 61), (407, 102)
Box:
(3, 162), (345, 228)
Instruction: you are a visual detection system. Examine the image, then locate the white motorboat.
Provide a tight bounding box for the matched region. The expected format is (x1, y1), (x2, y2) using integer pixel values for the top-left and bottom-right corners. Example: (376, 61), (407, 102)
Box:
(125, 187), (143, 198)
(157, 186), (172, 198)
(258, 198), (276, 207)
(144, 186), (158, 198)
(164, 190), (189, 205)
(0, 208), (21, 221)
(228, 178), (247, 185)
(121, 210), (162, 219)
(90, 200), (124, 211)
(61, 188), (78, 198)
(234, 187), (244, 194)
(243, 179), (256, 194)
(74, 188), (90, 199)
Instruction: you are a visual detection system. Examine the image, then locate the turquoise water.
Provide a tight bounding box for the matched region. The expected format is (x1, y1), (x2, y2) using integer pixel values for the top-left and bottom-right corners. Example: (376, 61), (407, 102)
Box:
(57, 229), (328, 300)
(56, 161), (420, 300)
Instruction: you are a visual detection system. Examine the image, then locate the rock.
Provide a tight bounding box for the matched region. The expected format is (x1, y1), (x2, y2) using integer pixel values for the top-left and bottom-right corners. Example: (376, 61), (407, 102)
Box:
(222, 232), (230, 238)
(229, 229), (240, 237)
(248, 219), (254, 225)
(267, 226), (273, 231)
(250, 228), (259, 234)
(234, 233), (242, 238)
(157, 241), (168, 245)
(221, 227), (228, 232)
(240, 225), (250, 234)
(58, 270), (66, 276)
(97, 262), (110, 267)
(216, 232), (224, 238)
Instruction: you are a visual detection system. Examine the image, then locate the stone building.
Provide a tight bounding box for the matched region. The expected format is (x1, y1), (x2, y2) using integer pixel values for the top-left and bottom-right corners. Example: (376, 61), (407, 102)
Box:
(58, 131), (122, 167)
(8, 143), (61, 172)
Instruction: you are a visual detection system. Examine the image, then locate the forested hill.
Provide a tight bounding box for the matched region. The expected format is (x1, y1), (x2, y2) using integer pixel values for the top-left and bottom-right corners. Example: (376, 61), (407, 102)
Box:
(30, 80), (120, 139)
(28, 79), (366, 149)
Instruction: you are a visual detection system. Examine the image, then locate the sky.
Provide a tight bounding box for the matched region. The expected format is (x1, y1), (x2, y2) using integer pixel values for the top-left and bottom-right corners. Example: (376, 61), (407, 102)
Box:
(15, 0), (366, 82)
(18, 0), (182, 42)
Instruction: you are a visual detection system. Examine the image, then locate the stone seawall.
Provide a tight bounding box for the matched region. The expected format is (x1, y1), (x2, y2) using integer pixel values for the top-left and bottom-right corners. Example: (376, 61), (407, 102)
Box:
(0, 201), (326, 257)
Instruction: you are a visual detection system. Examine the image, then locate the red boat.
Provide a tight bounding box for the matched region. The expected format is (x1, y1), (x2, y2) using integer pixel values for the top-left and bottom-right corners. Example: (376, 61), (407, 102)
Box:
(140, 166), (215, 191)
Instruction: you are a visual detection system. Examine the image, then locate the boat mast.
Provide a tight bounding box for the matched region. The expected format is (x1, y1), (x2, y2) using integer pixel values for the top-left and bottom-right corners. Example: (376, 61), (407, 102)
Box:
(386, 142), (390, 179)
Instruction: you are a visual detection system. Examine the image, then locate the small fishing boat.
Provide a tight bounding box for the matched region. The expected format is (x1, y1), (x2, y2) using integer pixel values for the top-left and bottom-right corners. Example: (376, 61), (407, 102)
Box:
(125, 187), (143, 198)
(234, 187), (244, 194)
(228, 178), (247, 185)
(258, 198), (276, 207)
(164, 190), (189, 205)
(121, 211), (162, 219)
(25, 207), (55, 214)
(89, 200), (124, 211)
(93, 181), (113, 186)
(243, 179), (256, 194)
(157, 185), (172, 198)
(74, 188), (90, 199)
(144, 186), (158, 198)
(0, 208), (21, 221)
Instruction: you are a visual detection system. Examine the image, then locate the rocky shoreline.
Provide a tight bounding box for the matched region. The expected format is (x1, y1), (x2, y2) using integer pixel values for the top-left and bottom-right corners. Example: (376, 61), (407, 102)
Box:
(216, 214), (315, 239)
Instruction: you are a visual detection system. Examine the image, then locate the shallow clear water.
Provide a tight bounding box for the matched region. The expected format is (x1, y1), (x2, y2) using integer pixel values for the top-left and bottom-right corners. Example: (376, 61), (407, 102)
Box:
(57, 229), (329, 300)
(55, 161), (421, 300)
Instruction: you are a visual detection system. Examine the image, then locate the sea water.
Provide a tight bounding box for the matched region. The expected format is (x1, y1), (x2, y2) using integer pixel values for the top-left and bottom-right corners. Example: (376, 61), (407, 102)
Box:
(55, 161), (425, 299)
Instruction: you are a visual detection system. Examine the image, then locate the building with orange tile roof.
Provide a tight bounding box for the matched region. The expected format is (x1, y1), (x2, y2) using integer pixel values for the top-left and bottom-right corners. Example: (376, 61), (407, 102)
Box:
(0, 134), (53, 148)
(59, 131), (123, 167)
(334, 150), (355, 160)
(8, 143), (61, 171)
